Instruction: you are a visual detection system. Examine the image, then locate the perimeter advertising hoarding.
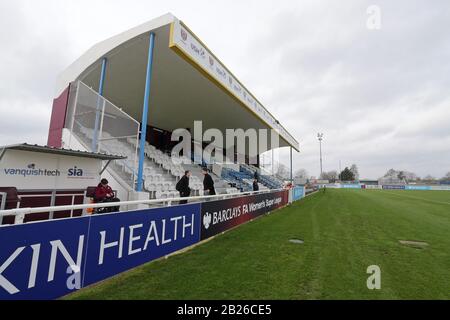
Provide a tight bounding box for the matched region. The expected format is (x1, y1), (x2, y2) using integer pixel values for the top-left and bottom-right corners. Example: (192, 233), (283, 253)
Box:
(365, 185), (382, 190)
(200, 191), (288, 241)
(292, 187), (305, 201)
(382, 185), (406, 190)
(0, 191), (289, 300)
(405, 185), (432, 191)
(341, 184), (362, 189)
(431, 185), (450, 191)
(0, 204), (201, 300)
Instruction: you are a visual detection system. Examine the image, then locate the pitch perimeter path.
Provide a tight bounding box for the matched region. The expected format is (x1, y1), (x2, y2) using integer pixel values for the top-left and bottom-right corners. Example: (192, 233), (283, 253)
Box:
(67, 189), (450, 300)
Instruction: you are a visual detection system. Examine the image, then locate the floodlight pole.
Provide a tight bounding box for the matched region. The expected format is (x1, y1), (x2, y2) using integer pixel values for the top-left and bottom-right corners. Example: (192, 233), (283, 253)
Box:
(92, 57), (107, 152)
(318, 133), (324, 177)
(137, 33), (156, 192)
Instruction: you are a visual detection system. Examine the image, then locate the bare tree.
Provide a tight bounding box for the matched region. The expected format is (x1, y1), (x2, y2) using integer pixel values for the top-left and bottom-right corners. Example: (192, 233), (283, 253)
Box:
(294, 169), (309, 179)
(381, 169), (417, 183)
(320, 170), (338, 182)
(276, 163), (290, 179)
(350, 164), (360, 180)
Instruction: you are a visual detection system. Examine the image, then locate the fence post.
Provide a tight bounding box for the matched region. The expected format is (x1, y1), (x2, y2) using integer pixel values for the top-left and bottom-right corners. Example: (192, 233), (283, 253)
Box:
(49, 190), (56, 220)
(14, 213), (25, 224)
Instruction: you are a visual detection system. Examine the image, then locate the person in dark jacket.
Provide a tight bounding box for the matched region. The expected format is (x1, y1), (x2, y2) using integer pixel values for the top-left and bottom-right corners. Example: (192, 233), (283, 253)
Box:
(253, 179), (260, 192)
(176, 171), (191, 204)
(94, 179), (120, 213)
(202, 168), (216, 196)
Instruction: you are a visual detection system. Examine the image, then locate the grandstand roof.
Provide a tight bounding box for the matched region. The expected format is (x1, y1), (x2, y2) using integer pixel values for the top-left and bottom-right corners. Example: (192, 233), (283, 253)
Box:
(56, 13), (299, 152)
(0, 143), (126, 160)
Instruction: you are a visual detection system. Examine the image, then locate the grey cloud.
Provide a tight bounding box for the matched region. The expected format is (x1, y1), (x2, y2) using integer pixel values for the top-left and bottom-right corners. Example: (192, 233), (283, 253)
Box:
(0, 0), (449, 179)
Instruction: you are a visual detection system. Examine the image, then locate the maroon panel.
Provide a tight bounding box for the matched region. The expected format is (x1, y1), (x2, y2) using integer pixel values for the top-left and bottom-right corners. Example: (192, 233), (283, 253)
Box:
(53, 192), (85, 219)
(1, 189), (87, 225)
(19, 191), (52, 223)
(47, 85), (70, 148)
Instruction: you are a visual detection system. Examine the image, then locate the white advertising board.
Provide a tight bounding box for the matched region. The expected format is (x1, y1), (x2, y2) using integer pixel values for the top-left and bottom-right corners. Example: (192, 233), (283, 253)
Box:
(365, 185), (382, 190)
(170, 19), (299, 150)
(0, 149), (101, 190)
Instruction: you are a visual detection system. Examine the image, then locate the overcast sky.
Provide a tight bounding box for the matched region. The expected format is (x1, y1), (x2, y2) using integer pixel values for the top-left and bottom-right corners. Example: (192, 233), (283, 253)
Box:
(0, 0), (449, 179)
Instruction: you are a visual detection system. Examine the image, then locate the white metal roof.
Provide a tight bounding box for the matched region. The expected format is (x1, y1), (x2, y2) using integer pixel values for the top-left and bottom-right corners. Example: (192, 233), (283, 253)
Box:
(57, 13), (299, 152)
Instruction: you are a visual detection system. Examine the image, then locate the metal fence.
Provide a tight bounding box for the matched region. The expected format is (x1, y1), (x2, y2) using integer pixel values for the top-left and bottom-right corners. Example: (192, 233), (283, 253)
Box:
(0, 189), (285, 225)
(0, 190), (87, 225)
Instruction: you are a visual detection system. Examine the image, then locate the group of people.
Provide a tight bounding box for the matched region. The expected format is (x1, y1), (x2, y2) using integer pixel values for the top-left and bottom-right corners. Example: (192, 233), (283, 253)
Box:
(176, 167), (216, 204)
(93, 168), (262, 211)
(177, 168), (262, 204)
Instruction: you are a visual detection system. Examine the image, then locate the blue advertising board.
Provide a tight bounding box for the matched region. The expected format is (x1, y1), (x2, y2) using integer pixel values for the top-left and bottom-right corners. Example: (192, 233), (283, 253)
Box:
(0, 216), (91, 300)
(341, 184), (361, 189)
(83, 204), (200, 286)
(0, 204), (201, 300)
(382, 185), (406, 190)
(405, 185), (432, 191)
(292, 186), (305, 201)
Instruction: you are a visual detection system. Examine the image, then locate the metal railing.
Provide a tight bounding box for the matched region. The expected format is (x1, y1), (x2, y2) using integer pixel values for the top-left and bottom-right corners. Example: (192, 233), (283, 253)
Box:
(0, 192), (6, 211)
(14, 191), (84, 215)
(0, 189), (285, 225)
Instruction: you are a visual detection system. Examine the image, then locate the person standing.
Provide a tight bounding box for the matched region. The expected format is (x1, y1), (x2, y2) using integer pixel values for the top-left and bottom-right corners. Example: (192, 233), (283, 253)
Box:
(176, 171), (191, 204)
(202, 167), (216, 196)
(253, 179), (260, 192)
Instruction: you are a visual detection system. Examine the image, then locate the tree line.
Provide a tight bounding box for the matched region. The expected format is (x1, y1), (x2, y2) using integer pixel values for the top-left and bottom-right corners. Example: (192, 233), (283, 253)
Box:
(291, 166), (450, 183)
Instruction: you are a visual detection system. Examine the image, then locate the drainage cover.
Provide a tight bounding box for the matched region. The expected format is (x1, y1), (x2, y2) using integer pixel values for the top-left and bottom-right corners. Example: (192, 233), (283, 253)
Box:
(289, 239), (304, 244)
(399, 240), (429, 249)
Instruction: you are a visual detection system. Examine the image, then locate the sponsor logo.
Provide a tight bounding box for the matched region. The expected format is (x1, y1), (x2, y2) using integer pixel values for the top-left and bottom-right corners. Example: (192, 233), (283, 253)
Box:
(203, 213), (212, 230)
(3, 164), (60, 178)
(209, 56), (214, 67)
(67, 166), (84, 177)
(215, 66), (226, 79)
(190, 43), (205, 59)
(181, 28), (188, 41)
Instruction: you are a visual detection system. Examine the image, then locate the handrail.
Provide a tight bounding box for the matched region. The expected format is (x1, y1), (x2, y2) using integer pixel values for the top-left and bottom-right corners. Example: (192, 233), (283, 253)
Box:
(0, 192), (6, 211)
(0, 189), (285, 218)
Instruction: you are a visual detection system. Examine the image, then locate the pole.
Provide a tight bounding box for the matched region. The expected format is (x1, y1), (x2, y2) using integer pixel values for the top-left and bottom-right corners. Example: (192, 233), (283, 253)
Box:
(137, 33), (156, 192)
(92, 57), (107, 152)
(317, 133), (324, 178)
(339, 160), (342, 181)
(290, 147), (293, 183)
(320, 140), (323, 176)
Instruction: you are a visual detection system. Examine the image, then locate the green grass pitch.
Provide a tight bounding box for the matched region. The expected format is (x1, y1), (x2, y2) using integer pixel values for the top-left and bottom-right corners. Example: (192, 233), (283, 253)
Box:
(67, 189), (450, 300)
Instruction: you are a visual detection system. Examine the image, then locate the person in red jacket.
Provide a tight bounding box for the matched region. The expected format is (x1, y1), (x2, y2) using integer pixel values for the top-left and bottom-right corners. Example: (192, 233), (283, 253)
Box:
(94, 179), (120, 213)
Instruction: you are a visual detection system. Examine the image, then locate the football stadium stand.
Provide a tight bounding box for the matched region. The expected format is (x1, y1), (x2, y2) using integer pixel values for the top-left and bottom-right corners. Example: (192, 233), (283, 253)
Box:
(46, 13), (299, 202)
